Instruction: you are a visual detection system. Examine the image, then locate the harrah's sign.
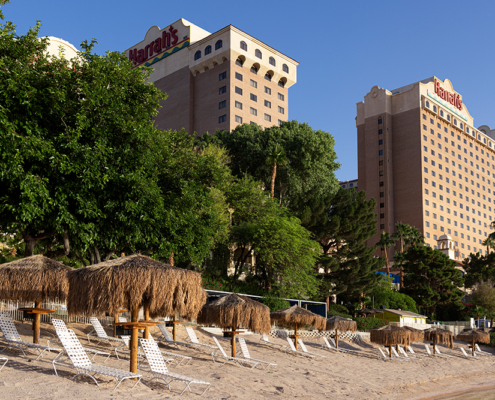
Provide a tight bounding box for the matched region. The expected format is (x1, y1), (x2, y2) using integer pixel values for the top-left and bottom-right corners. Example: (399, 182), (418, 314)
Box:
(434, 79), (463, 111)
(128, 25), (179, 65)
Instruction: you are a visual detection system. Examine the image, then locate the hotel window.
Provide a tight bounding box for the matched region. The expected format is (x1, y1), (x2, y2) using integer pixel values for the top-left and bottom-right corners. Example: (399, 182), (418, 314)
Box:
(433, 105), (437, 112)
(447, 115), (451, 121)
(278, 120), (283, 126)
(423, 125), (427, 131)
(205, 45), (212, 55)
(250, 107), (257, 116)
(454, 119), (457, 126)
(378, 117), (383, 124)
(250, 93), (257, 102)
(380, 139), (384, 145)
(250, 65), (258, 74)
(269, 57), (276, 66)
(278, 93), (285, 101)
(235, 72), (243, 81)
(235, 115), (242, 124)
(265, 86), (272, 95)
(265, 72), (272, 81)
(380, 192), (384, 197)
(265, 100), (271, 108)
(380, 224), (385, 229)
(426, 101), (430, 108)
(219, 115), (226, 123)
(194, 50), (201, 60)
(264, 113), (271, 122)
(380, 213), (384, 219)
(219, 72), (227, 81)
(379, 129), (383, 135)
(283, 63), (290, 73)
(379, 181), (384, 187)
(240, 41), (247, 51)
(379, 150), (384, 155)
(423, 114), (426, 120)
(278, 79), (285, 88)
(235, 87), (243, 95)
(219, 86), (227, 95)
(379, 160), (383, 166)
(278, 106), (284, 114)
(215, 40), (223, 50)
(250, 79), (258, 88)
(235, 101), (242, 110)
(426, 222), (430, 227)
(219, 100), (226, 109)
(440, 110), (444, 117)
(380, 202), (385, 208)
(255, 49), (262, 59)
(425, 189), (429, 195)
(425, 199), (429, 205)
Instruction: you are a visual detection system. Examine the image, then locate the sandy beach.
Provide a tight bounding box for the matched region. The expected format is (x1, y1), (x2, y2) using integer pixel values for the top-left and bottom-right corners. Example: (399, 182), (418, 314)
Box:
(1, 320), (495, 399)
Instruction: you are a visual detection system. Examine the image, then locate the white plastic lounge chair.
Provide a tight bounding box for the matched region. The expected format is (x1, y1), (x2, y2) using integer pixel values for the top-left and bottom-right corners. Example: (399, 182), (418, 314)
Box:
(259, 333), (284, 349)
(156, 324), (198, 350)
(284, 337), (315, 359)
(298, 340), (325, 359)
(475, 344), (493, 356)
(460, 347), (478, 360)
(424, 344), (449, 358)
(211, 337), (258, 368)
(184, 327), (217, 353)
(434, 345), (453, 358)
(0, 313), (62, 361)
(406, 346), (429, 357)
(53, 329), (142, 391)
(87, 317), (126, 348)
(399, 346), (422, 360)
(237, 337), (276, 370)
(392, 347), (410, 361)
(49, 319), (110, 362)
(140, 338), (210, 396)
(0, 356), (7, 371)
(382, 347), (407, 361)
(324, 337), (354, 354)
(378, 347), (400, 361)
(149, 334), (192, 366)
(116, 335), (177, 368)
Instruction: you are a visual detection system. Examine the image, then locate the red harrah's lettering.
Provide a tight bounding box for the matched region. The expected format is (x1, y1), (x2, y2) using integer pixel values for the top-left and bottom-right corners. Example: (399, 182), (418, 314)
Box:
(129, 25), (179, 65)
(434, 79), (463, 111)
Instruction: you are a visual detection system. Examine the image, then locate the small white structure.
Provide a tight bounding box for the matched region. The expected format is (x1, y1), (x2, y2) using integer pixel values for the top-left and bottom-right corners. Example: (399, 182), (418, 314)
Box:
(437, 234), (456, 260)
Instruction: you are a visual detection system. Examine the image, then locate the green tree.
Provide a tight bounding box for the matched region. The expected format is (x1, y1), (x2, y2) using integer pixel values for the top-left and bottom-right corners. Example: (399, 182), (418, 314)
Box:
(265, 144), (288, 199)
(376, 231), (395, 276)
(462, 252), (495, 289)
(316, 188), (383, 304)
(366, 279), (418, 313)
(482, 237), (495, 254)
(470, 280), (495, 325)
(401, 245), (464, 317)
(392, 222), (412, 288)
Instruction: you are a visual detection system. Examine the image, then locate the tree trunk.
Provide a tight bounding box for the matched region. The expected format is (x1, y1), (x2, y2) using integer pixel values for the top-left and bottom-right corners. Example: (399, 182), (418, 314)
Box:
(94, 246), (101, 264)
(169, 252), (174, 266)
(385, 248), (390, 276)
(24, 239), (37, 257)
(22, 230), (56, 257)
(103, 250), (116, 261)
(399, 239), (404, 289)
(271, 162), (277, 198)
(44, 231), (70, 258)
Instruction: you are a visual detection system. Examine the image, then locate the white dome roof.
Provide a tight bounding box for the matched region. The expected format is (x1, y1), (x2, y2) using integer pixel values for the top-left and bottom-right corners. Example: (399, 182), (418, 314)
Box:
(438, 234), (452, 241)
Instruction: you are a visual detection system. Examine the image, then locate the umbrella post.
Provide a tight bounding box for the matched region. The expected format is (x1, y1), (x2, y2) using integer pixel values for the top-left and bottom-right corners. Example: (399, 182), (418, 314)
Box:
(294, 324), (298, 350)
(472, 340), (475, 357)
(231, 326), (236, 357)
(335, 329), (339, 349)
(130, 306), (139, 376)
(33, 301), (41, 344)
(389, 345), (392, 358)
(144, 301), (150, 339)
(173, 313), (177, 341)
(432, 342), (436, 355)
(113, 313), (118, 338)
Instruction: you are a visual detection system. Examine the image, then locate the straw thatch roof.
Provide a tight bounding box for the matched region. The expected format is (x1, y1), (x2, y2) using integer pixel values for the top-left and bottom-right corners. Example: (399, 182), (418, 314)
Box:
(402, 326), (424, 343)
(370, 325), (410, 346)
(67, 255), (207, 320)
(455, 329), (490, 344)
(325, 316), (357, 332)
(270, 305), (326, 331)
(424, 327), (453, 347)
(197, 293), (271, 334)
(0, 255), (72, 302)
(357, 308), (383, 316)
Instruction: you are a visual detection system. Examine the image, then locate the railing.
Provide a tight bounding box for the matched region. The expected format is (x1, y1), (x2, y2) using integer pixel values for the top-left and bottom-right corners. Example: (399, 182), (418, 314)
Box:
(401, 320), (469, 336)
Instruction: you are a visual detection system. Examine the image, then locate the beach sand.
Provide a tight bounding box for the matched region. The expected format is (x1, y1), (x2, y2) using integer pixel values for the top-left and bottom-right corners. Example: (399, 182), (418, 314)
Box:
(1, 320), (494, 399)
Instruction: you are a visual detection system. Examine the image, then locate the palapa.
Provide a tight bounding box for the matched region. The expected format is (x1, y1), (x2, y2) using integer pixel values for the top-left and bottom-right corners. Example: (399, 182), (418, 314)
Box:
(270, 305), (326, 349)
(402, 326), (424, 345)
(197, 293), (271, 357)
(370, 325), (410, 358)
(67, 255), (207, 375)
(424, 327), (453, 349)
(455, 328), (490, 356)
(325, 316), (357, 350)
(0, 255), (73, 344)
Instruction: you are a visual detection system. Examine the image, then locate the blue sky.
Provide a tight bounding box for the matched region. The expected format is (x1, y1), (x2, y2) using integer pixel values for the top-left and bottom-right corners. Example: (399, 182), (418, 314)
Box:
(3, 0), (494, 181)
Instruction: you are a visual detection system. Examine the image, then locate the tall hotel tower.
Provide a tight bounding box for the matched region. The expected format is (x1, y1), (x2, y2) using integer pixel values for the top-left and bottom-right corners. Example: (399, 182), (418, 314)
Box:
(357, 77), (495, 259)
(125, 19), (298, 135)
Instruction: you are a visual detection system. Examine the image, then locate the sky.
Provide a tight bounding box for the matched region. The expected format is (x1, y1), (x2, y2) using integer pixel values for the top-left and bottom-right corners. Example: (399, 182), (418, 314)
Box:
(3, 0), (495, 181)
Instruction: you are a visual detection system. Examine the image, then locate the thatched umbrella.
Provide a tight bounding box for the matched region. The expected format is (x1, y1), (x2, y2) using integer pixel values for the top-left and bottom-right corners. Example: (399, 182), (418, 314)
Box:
(197, 293), (270, 357)
(455, 329), (490, 356)
(357, 308), (383, 318)
(67, 255), (207, 374)
(325, 316), (357, 349)
(0, 255), (72, 344)
(402, 326), (424, 347)
(370, 325), (410, 358)
(423, 327), (453, 353)
(270, 305), (326, 349)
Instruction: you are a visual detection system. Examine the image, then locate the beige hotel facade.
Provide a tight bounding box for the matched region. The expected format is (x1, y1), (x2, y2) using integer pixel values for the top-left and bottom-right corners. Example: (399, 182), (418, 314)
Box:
(125, 19), (298, 135)
(357, 77), (495, 259)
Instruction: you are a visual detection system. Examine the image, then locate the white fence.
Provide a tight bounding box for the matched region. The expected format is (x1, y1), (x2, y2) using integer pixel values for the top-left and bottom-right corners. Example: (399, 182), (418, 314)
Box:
(401, 320), (471, 336)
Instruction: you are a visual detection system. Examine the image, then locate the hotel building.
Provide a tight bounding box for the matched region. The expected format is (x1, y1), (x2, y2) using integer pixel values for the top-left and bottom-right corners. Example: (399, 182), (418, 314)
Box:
(357, 77), (495, 259)
(125, 19), (298, 135)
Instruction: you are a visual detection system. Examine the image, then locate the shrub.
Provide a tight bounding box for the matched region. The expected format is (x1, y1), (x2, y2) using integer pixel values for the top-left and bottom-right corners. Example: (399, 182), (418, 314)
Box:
(260, 295), (290, 312)
(327, 309), (353, 319)
(353, 317), (388, 331)
(328, 304), (350, 315)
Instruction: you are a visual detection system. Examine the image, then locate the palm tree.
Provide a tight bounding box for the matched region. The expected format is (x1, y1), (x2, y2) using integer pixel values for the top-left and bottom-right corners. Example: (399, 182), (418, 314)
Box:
(405, 226), (424, 248)
(377, 231), (394, 276)
(391, 222), (412, 289)
(482, 237), (495, 255)
(265, 144), (289, 199)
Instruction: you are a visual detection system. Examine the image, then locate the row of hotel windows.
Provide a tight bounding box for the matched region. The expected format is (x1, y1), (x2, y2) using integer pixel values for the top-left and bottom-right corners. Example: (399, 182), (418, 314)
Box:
(424, 219), (486, 235)
(219, 71), (285, 101)
(218, 114), (284, 126)
(194, 40), (289, 73)
(425, 234), (485, 258)
(218, 99), (284, 114)
(424, 198), (492, 222)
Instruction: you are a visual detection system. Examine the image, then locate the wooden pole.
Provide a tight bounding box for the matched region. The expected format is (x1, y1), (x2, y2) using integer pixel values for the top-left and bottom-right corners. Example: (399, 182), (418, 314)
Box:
(472, 339), (475, 357)
(144, 302), (150, 339)
(130, 306), (139, 376)
(33, 301), (41, 344)
(173, 313), (177, 341)
(231, 326), (236, 357)
(389, 345), (392, 358)
(113, 313), (118, 338)
(335, 329), (339, 349)
(294, 324), (298, 350)
(433, 341), (436, 355)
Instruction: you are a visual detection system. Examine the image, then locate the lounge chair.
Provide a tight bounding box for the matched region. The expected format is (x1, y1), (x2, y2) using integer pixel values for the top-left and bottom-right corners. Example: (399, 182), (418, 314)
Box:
(298, 340), (325, 359)
(0, 313), (62, 361)
(237, 337), (276, 370)
(398, 346), (422, 360)
(184, 327), (217, 353)
(149, 334), (192, 366)
(378, 347), (402, 361)
(259, 333), (284, 349)
(424, 344), (449, 358)
(87, 317), (126, 348)
(391, 347), (410, 361)
(156, 324), (198, 350)
(0, 356), (7, 371)
(284, 337), (315, 359)
(53, 329), (142, 391)
(49, 319), (110, 362)
(406, 346), (429, 357)
(116, 335), (182, 367)
(433, 345), (453, 358)
(460, 347), (478, 360)
(211, 337), (258, 368)
(321, 337), (353, 354)
(475, 344), (493, 356)
(140, 338), (210, 396)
